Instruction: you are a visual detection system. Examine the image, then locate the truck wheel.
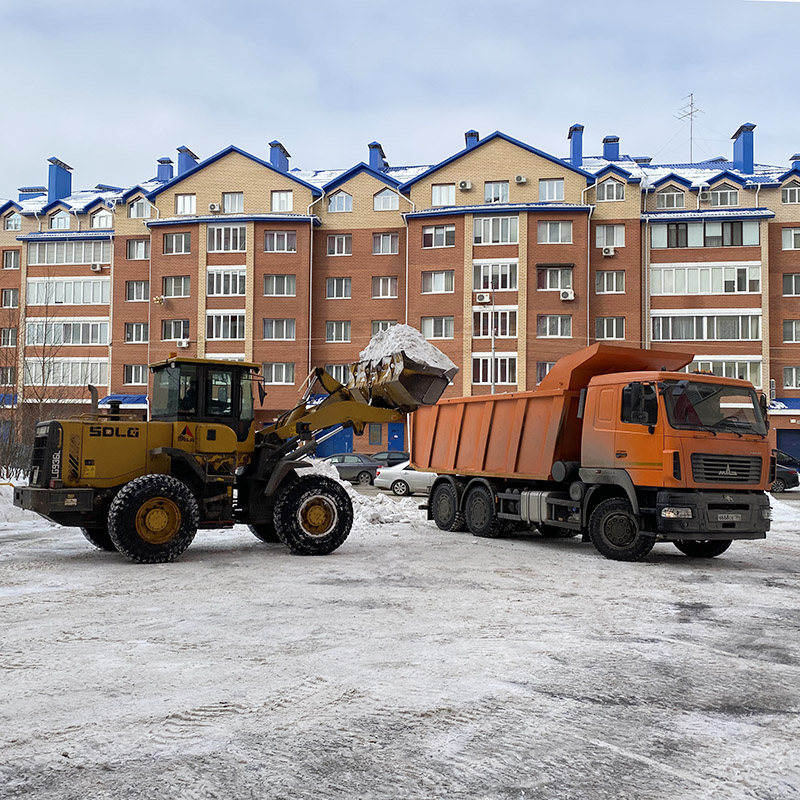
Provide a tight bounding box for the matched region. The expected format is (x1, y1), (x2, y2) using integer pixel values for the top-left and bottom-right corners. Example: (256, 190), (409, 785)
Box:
(465, 485), (505, 539)
(430, 483), (465, 532)
(80, 527), (117, 552)
(673, 539), (732, 558)
(274, 474), (353, 555)
(538, 524), (579, 539)
(391, 480), (410, 496)
(588, 498), (655, 561)
(108, 475), (199, 564)
(248, 522), (281, 543)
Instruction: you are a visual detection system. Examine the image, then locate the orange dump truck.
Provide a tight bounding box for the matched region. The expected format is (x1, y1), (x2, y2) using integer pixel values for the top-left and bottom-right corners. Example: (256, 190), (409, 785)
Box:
(411, 343), (773, 561)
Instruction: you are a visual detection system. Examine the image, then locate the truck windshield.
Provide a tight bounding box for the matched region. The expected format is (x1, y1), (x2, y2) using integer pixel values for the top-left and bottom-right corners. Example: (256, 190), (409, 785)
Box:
(660, 379), (767, 436)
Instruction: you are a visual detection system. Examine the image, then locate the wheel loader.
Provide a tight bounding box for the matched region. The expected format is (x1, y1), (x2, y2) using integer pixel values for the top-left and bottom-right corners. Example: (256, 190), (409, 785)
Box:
(13, 345), (456, 563)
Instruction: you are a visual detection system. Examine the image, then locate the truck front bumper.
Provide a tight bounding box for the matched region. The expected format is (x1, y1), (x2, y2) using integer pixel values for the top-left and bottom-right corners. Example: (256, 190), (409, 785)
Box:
(655, 490), (770, 540)
(14, 486), (96, 526)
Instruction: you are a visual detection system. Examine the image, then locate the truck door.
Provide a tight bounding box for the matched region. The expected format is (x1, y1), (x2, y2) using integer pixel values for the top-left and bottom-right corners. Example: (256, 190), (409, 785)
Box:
(615, 381), (664, 487)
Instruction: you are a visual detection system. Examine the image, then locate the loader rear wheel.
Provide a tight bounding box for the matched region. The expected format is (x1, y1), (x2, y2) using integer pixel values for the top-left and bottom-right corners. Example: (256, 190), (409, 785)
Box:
(465, 485), (505, 539)
(80, 527), (116, 552)
(588, 498), (654, 562)
(108, 475), (199, 564)
(248, 522), (281, 543)
(274, 475), (353, 555)
(431, 482), (466, 532)
(673, 539), (732, 558)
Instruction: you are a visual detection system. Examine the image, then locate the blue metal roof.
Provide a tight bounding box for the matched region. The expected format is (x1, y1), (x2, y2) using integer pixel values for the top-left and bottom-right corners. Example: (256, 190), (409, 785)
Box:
(769, 398), (800, 412)
(99, 394), (148, 405)
(16, 231), (113, 241)
(0, 393), (17, 407)
(404, 202), (592, 221)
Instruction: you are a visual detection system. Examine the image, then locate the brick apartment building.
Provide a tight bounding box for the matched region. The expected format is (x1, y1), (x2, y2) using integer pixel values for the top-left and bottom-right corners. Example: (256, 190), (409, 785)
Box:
(2, 123), (800, 456)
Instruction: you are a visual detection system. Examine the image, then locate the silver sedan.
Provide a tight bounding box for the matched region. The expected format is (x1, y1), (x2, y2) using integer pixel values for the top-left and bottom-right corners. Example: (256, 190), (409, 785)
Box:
(374, 461), (436, 496)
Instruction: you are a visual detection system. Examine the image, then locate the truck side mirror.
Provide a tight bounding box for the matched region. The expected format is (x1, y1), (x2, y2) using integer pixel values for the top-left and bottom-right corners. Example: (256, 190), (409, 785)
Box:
(257, 382), (267, 406)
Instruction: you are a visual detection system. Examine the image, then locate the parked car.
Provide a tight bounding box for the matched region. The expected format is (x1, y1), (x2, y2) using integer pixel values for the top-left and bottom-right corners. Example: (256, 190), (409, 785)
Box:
(374, 460), (436, 496)
(369, 450), (410, 467)
(322, 453), (380, 485)
(775, 448), (800, 470)
(771, 462), (800, 493)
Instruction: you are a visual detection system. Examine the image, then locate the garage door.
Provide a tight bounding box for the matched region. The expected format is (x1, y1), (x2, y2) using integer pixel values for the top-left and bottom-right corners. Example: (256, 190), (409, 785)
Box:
(777, 429), (800, 460)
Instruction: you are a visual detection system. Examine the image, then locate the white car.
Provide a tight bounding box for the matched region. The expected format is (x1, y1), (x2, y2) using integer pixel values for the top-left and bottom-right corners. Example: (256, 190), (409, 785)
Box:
(374, 460), (436, 496)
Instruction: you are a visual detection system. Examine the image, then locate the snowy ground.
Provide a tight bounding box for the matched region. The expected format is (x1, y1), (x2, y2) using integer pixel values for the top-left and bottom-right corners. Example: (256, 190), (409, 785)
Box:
(2, 483), (800, 800)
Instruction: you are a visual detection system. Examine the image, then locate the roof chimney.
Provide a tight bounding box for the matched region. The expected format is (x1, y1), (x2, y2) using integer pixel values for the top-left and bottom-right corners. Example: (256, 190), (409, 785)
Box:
(368, 141), (388, 171)
(602, 136), (620, 162)
(269, 141), (290, 172)
(18, 186), (47, 202)
(465, 130), (479, 149)
(791, 153), (800, 170)
(47, 157), (73, 203)
(176, 146), (199, 177)
(568, 124), (584, 168)
(732, 123), (755, 173)
(157, 157), (174, 182)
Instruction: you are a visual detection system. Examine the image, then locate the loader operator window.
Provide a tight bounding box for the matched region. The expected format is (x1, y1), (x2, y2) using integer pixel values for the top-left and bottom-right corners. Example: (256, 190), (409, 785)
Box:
(207, 369), (233, 417)
(621, 382), (658, 426)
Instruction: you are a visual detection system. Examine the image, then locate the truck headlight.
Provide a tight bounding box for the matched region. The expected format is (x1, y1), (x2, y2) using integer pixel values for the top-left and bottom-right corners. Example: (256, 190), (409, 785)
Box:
(762, 508), (772, 520)
(661, 507), (693, 519)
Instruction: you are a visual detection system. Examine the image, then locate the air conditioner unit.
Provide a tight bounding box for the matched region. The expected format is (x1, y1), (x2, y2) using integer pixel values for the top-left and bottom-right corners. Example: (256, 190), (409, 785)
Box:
(560, 289), (575, 301)
(90, 263), (103, 272)
(458, 180), (472, 191)
(602, 246), (616, 257)
(699, 191), (711, 201)
(208, 202), (221, 212)
(176, 339), (190, 349)
(475, 292), (492, 304)
(514, 175), (527, 184)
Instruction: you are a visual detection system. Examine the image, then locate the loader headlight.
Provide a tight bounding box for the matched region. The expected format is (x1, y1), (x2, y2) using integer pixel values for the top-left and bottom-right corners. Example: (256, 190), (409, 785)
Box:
(762, 508), (772, 520)
(661, 507), (693, 519)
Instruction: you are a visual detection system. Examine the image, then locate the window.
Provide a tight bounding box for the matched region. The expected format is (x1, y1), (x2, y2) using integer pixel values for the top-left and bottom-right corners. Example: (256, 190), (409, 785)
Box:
(374, 188), (399, 211)
(126, 280), (149, 302)
(263, 362), (295, 384)
(596, 179), (625, 201)
(785, 320), (800, 342)
(91, 209), (112, 229)
(421, 316), (454, 339)
(473, 308), (517, 338)
(704, 221), (745, 248)
(328, 191), (352, 212)
(23, 359), (108, 387)
(782, 181), (800, 205)
(124, 364), (148, 385)
(26, 278), (110, 306)
(175, 194), (196, 215)
(650, 221), (759, 249)
(372, 277), (398, 298)
(473, 262), (517, 291)
(652, 314), (760, 341)
(688, 360), (761, 388)
(785, 367), (800, 389)
(128, 198), (150, 219)
(536, 362), (555, 383)
(421, 270), (454, 293)
(1, 328), (17, 347)
(207, 267), (246, 296)
(262, 318), (296, 340)
(127, 239), (150, 260)
(372, 320), (397, 335)
(782, 229), (800, 250)
(49, 210), (69, 230)
(537, 315), (572, 338)
(666, 223), (688, 248)
(325, 364), (349, 383)
(271, 191), (293, 212)
(537, 221), (572, 244)
(595, 270), (625, 294)
(265, 231), (297, 252)
(474, 216), (518, 245)
(222, 192), (243, 213)
(26, 319), (109, 346)
(536, 267), (572, 291)
(422, 224), (456, 249)
(326, 277), (351, 299)
(327, 234), (352, 256)
(432, 184), (455, 206)
(596, 224), (625, 248)
(372, 233), (399, 255)
(484, 181), (509, 204)
(162, 319), (190, 341)
(3, 250), (19, 269)
(539, 179), (564, 202)
(4, 212), (21, 231)
(207, 312), (245, 340)
(784, 274), (800, 296)
(0, 366), (16, 384)
(473, 354), (517, 385)
(125, 322), (148, 343)
(164, 233), (191, 255)
(163, 276), (190, 297)
(651, 265), (759, 295)
(369, 424), (381, 446)
(207, 224), (246, 252)
(1, 289), (18, 308)
(596, 316), (625, 340)
(326, 321), (351, 342)
(656, 189), (685, 209)
(710, 184), (739, 207)
(264, 274), (296, 296)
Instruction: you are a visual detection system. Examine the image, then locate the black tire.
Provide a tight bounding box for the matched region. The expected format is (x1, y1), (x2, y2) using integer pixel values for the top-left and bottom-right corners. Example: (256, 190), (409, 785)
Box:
(771, 478), (786, 493)
(356, 471), (373, 486)
(673, 539), (732, 558)
(538, 524), (579, 539)
(248, 522), (281, 543)
(391, 480), (410, 496)
(108, 475), (199, 564)
(430, 482), (466, 532)
(588, 498), (655, 562)
(465, 485), (505, 539)
(274, 474), (353, 555)
(80, 527), (117, 551)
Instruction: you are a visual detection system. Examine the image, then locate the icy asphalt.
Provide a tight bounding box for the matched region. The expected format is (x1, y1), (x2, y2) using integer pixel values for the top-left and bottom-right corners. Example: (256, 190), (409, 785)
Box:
(1, 487), (799, 800)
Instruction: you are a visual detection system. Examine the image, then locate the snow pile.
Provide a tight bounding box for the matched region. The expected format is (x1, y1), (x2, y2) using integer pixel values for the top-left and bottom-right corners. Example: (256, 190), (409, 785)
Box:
(769, 494), (799, 530)
(0, 484), (53, 526)
(357, 324), (457, 372)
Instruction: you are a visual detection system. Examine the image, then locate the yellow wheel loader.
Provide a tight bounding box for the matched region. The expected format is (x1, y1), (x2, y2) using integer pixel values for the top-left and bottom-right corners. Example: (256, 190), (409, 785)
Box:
(14, 346), (456, 563)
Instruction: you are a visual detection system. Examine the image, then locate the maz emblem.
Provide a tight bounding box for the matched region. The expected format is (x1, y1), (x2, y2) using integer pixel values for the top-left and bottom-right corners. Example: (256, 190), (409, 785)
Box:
(718, 465), (738, 477)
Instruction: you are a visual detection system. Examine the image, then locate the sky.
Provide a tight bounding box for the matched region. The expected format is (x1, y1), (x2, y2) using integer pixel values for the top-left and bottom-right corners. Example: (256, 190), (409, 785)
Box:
(0, 0), (798, 197)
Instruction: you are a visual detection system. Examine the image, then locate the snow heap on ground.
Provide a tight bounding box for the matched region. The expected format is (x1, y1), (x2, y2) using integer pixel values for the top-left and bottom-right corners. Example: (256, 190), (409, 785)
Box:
(0, 485), (55, 526)
(357, 324), (457, 372)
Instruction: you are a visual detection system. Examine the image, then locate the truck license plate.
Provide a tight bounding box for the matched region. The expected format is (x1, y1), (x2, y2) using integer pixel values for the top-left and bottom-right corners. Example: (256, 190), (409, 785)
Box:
(717, 513), (742, 522)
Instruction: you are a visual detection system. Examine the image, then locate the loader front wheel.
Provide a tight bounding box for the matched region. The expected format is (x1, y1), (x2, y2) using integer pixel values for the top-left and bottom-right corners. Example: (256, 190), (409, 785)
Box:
(274, 475), (353, 555)
(108, 475), (199, 564)
(248, 522), (281, 543)
(465, 485), (505, 539)
(431, 482), (465, 532)
(588, 498), (654, 562)
(80, 527), (117, 552)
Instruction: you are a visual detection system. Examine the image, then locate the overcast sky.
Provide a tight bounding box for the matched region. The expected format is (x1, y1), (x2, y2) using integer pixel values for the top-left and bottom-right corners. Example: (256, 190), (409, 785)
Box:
(0, 0), (797, 197)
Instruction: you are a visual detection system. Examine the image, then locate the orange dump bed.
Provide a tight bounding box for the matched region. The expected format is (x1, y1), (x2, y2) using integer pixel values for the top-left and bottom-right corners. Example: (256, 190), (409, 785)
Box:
(410, 344), (691, 480)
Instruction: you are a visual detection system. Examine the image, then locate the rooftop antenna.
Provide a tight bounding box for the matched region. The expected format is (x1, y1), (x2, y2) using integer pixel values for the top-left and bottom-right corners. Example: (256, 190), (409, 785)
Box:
(675, 93), (704, 163)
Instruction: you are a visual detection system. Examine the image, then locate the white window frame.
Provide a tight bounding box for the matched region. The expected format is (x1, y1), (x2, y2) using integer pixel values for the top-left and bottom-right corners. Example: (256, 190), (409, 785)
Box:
(785, 366), (800, 389)
(264, 231), (297, 252)
(537, 221), (572, 244)
(1, 327), (17, 347)
(325, 320), (351, 343)
(536, 361), (556, 384)
(472, 353), (517, 385)
(207, 266), (246, 296)
(595, 316), (625, 340)
(484, 181), (509, 204)
(421, 270), (454, 294)
(688, 358), (762, 389)
(263, 274), (296, 297)
(128, 198), (151, 219)
(327, 234), (352, 256)
(262, 318), (296, 341)
(421, 316), (454, 339)
(372, 233), (399, 255)
(372, 320), (397, 335)
(26, 318), (109, 346)
(431, 184), (456, 207)
(125, 280), (149, 302)
(656, 189), (685, 209)
(262, 362), (295, 385)
(207, 224), (246, 253)
(27, 278), (110, 306)
(784, 320), (800, 343)
(91, 209), (112, 229)
(162, 319), (190, 341)
(49, 210), (70, 230)
(422, 224), (456, 248)
(325, 364), (349, 384)
(163, 232), (191, 255)
(595, 270), (625, 294)
(270, 191), (293, 212)
(0, 366), (15, 385)
(650, 263), (760, 296)
(782, 182), (800, 205)
(596, 179), (625, 202)
(709, 185), (739, 207)
(539, 179), (564, 202)
(328, 191), (353, 213)
(23, 358), (108, 387)
(326, 277), (351, 299)
(473, 307), (518, 338)
(473, 261), (518, 291)
(3, 250), (20, 269)
(222, 192), (244, 213)
(374, 188), (399, 211)
(127, 239), (150, 260)
(124, 322), (148, 343)
(595, 224), (625, 248)
(4, 212), (21, 230)
(163, 276), (190, 298)
(474, 216), (518, 245)
(782, 228), (800, 251)
(206, 312), (246, 341)
(175, 194), (196, 215)
(651, 311), (761, 342)
(536, 267), (572, 291)
(1, 288), (19, 308)
(123, 364), (148, 386)
(536, 314), (572, 338)
(27, 240), (111, 266)
(372, 276), (398, 298)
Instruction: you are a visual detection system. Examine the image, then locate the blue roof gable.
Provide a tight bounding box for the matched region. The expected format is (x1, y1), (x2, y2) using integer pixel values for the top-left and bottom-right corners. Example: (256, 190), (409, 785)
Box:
(777, 165), (800, 184)
(703, 170), (750, 189)
(0, 199), (21, 215)
(38, 199), (72, 215)
(146, 145), (322, 199)
(594, 164), (641, 184)
(322, 162), (401, 194)
(399, 131), (596, 191)
(648, 173), (694, 190)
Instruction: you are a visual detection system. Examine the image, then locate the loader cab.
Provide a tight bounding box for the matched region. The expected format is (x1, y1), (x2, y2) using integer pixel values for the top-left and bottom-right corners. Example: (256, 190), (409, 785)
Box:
(149, 357), (260, 441)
